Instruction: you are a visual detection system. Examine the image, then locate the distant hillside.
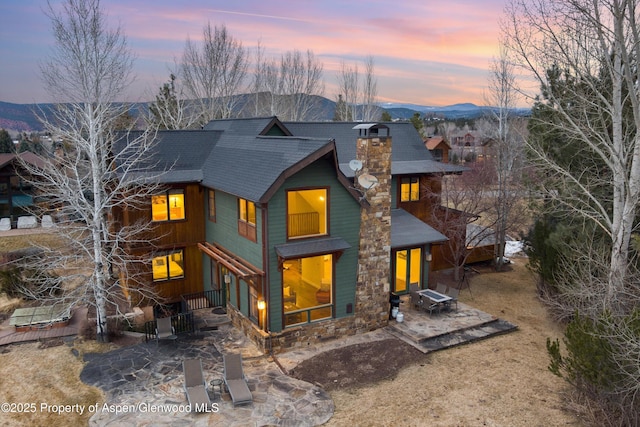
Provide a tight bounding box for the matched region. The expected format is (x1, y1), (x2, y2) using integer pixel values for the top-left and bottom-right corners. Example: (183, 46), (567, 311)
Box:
(0, 102), (51, 132)
(0, 97), (530, 133)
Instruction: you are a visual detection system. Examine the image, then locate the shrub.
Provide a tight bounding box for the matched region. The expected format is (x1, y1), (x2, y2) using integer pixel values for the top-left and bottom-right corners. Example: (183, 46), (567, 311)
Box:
(548, 310), (640, 425)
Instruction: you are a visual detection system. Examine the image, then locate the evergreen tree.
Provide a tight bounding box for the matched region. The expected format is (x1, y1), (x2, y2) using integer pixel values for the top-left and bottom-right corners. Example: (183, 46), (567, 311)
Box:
(0, 129), (15, 153)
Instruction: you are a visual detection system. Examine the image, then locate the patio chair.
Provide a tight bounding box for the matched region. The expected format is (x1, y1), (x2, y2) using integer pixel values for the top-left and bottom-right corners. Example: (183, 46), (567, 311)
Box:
(155, 317), (177, 344)
(183, 358), (212, 411)
(409, 283), (423, 311)
(436, 283), (449, 295)
(436, 283), (452, 311)
(446, 287), (459, 310)
(223, 353), (253, 407)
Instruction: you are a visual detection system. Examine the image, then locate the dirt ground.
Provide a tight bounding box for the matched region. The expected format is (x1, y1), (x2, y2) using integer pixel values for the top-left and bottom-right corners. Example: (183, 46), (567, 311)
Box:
(293, 259), (583, 426)
(0, 257), (583, 426)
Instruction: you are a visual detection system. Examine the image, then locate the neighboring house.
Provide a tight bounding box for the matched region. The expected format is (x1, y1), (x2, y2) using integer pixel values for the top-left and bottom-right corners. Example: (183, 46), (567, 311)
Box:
(0, 152), (46, 225)
(424, 136), (450, 163)
(450, 131), (490, 162)
(115, 117), (466, 353)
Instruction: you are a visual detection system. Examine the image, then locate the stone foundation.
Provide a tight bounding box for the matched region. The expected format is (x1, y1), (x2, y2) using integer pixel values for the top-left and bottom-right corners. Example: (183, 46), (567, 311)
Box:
(228, 305), (360, 354)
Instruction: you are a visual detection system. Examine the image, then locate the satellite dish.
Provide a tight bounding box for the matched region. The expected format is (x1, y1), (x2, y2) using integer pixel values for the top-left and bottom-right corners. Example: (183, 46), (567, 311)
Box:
(348, 159), (363, 172)
(358, 173), (379, 190)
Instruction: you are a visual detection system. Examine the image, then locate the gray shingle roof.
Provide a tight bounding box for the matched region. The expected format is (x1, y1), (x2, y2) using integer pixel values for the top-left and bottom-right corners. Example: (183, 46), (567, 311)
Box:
(115, 130), (219, 184)
(283, 121), (466, 177)
(274, 236), (351, 259)
(391, 208), (448, 247)
(201, 135), (333, 202)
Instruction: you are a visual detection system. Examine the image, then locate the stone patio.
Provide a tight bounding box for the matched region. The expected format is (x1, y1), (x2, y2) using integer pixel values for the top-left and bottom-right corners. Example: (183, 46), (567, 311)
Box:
(385, 297), (517, 353)
(82, 319), (333, 427)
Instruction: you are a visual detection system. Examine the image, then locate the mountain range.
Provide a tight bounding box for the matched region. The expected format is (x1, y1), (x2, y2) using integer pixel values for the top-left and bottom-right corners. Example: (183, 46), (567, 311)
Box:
(0, 97), (531, 133)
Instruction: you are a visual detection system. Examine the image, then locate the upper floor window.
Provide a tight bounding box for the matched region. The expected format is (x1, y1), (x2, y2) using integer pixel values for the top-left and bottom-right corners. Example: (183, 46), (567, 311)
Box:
(208, 189), (216, 222)
(152, 189), (185, 221)
(152, 249), (184, 281)
(400, 177), (419, 202)
(287, 188), (328, 239)
(238, 198), (257, 241)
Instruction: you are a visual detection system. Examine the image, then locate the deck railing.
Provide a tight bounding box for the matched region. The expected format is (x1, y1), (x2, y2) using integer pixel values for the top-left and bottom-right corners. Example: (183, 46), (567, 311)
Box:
(180, 289), (224, 312)
(144, 311), (195, 342)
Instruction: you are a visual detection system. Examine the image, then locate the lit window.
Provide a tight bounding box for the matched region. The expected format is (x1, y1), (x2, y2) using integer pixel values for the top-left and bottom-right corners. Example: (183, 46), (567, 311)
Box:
(287, 188), (328, 238)
(152, 250), (184, 281)
(400, 177), (419, 202)
(208, 190), (216, 221)
(152, 189), (185, 221)
(238, 198), (257, 241)
(282, 255), (333, 327)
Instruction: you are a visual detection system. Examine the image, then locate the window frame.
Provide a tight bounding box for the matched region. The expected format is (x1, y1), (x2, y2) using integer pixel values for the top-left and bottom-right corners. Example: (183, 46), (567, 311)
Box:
(286, 187), (329, 240)
(208, 189), (216, 222)
(152, 249), (185, 282)
(400, 176), (420, 202)
(238, 198), (257, 242)
(151, 188), (186, 222)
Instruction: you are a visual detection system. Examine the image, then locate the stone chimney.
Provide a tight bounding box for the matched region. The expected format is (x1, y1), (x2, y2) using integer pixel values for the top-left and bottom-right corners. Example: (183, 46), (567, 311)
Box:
(352, 124), (392, 332)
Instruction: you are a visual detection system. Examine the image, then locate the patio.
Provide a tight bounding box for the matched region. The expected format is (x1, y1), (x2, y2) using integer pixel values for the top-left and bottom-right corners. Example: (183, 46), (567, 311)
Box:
(81, 314), (334, 426)
(386, 296), (517, 353)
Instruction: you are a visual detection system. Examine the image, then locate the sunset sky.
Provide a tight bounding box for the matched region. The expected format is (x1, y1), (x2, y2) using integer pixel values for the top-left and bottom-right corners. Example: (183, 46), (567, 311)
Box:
(0, 0), (514, 107)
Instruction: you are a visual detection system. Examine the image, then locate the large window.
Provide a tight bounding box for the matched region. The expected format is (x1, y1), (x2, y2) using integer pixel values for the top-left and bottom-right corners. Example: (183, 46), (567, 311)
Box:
(287, 188), (327, 239)
(282, 254), (333, 327)
(152, 189), (185, 221)
(394, 248), (422, 293)
(238, 198), (257, 241)
(400, 177), (420, 202)
(152, 250), (184, 282)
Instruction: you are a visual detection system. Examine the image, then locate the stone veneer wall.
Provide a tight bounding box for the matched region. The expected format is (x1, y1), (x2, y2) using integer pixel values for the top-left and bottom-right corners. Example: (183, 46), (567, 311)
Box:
(353, 134), (392, 333)
(227, 130), (393, 354)
(228, 305), (358, 354)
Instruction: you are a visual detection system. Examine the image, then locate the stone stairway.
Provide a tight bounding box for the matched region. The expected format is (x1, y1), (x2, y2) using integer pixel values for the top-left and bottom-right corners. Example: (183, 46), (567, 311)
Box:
(385, 303), (518, 354)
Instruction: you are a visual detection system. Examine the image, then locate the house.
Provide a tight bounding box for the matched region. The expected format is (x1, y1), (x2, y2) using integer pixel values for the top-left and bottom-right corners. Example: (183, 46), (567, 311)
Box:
(0, 152), (46, 225)
(424, 136), (450, 163)
(115, 117), (466, 353)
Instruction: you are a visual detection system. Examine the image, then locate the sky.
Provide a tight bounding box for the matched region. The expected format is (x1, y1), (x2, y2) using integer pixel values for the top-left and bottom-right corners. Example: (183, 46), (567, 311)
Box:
(0, 0), (512, 107)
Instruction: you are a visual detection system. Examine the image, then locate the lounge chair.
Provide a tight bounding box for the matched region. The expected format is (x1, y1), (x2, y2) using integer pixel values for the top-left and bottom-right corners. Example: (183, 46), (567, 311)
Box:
(155, 317), (177, 344)
(183, 358), (212, 411)
(223, 353), (253, 407)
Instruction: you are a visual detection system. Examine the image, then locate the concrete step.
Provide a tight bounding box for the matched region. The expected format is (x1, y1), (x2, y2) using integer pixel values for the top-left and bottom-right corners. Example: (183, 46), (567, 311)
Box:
(387, 318), (517, 354)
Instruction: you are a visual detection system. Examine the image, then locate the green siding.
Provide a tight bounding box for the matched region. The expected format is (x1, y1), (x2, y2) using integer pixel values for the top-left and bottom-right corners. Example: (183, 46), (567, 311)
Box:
(205, 190), (263, 267)
(266, 158), (361, 332)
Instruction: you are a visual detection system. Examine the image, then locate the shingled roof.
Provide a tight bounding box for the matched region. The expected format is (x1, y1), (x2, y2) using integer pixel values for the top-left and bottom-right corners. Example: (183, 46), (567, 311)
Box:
(283, 121), (466, 177)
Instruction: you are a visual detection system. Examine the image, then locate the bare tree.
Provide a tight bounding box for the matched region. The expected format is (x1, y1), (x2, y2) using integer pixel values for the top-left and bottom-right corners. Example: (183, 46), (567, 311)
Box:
(252, 47), (325, 121)
(361, 55), (379, 121)
(335, 56), (379, 122)
(504, 0), (640, 309)
(180, 23), (248, 124)
(335, 60), (359, 121)
(146, 73), (200, 130)
(483, 46), (526, 270)
(26, 0), (163, 342)
(426, 165), (495, 281)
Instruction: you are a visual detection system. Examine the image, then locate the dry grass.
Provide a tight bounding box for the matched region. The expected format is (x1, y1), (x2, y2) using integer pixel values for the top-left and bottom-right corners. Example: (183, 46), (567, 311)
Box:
(0, 233), (63, 253)
(325, 259), (582, 427)
(0, 258), (582, 426)
(0, 340), (107, 427)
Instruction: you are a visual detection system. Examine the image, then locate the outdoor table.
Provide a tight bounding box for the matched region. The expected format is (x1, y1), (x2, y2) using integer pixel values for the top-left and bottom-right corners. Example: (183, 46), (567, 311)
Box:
(416, 289), (452, 314)
(210, 378), (224, 400)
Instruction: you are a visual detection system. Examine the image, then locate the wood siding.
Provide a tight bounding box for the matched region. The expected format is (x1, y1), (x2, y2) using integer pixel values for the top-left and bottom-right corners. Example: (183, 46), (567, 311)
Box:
(118, 183), (205, 302)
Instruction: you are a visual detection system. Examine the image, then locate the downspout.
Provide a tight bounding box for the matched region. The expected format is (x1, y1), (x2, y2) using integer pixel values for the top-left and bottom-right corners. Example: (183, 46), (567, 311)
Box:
(260, 203), (272, 354)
